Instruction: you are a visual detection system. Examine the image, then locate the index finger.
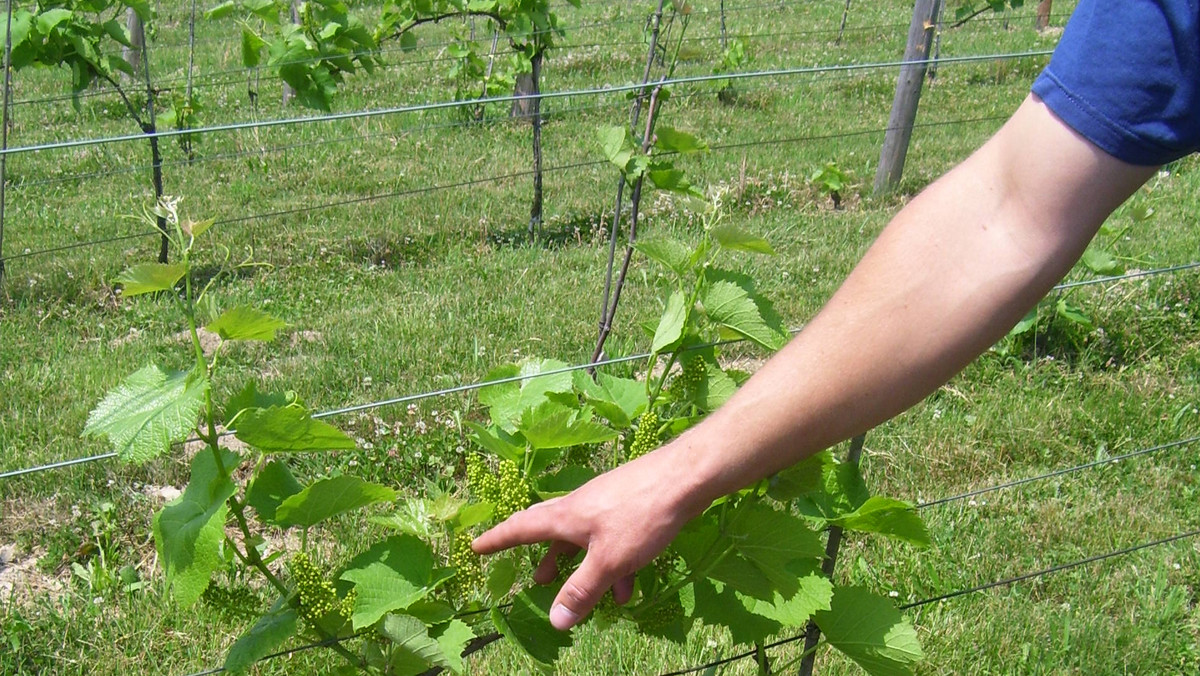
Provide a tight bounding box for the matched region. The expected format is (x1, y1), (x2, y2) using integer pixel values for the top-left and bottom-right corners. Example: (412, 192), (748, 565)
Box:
(472, 499), (578, 555)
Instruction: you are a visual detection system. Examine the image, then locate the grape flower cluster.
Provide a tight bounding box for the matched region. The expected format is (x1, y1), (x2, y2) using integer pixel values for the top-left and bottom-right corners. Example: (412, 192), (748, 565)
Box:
(668, 357), (706, 400)
(447, 531), (486, 602)
(627, 410), (661, 460)
(290, 551), (352, 625)
(466, 454), (531, 521)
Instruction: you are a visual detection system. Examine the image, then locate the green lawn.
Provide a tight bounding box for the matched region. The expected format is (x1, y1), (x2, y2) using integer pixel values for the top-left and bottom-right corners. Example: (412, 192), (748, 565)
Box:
(2, 0), (1198, 674)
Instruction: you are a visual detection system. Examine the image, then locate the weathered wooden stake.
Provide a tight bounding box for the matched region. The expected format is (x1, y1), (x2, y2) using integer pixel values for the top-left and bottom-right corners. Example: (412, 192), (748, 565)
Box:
(282, 0), (301, 104)
(121, 8), (144, 79)
(872, 0), (941, 195)
(1035, 0), (1054, 31)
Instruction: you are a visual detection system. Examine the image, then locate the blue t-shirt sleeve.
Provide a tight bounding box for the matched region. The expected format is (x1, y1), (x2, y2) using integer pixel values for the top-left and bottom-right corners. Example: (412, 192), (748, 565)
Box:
(1031, 0), (1200, 166)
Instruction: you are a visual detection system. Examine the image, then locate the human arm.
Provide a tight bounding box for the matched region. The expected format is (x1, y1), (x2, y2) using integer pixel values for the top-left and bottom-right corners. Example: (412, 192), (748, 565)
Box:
(473, 94), (1158, 630)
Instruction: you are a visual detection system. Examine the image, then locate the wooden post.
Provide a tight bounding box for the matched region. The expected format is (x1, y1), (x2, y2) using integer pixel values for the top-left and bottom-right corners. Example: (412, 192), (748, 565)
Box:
(122, 8), (144, 80)
(282, 0), (301, 104)
(1035, 0), (1053, 31)
(797, 434), (866, 676)
(872, 0), (941, 196)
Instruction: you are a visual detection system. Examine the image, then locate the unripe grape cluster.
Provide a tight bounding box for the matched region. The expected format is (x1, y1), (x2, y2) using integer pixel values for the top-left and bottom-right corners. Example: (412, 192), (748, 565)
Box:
(201, 583), (261, 621)
(669, 358), (706, 399)
(627, 410), (661, 460)
(447, 531), (485, 602)
(466, 454), (531, 521)
(290, 551), (350, 625)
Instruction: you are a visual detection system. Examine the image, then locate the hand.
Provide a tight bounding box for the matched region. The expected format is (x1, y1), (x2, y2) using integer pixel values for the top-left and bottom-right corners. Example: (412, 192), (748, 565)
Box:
(472, 442), (709, 630)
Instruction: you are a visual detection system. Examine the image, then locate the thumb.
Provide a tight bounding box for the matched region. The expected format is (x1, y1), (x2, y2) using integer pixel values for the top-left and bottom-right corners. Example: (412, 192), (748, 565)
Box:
(549, 552), (612, 631)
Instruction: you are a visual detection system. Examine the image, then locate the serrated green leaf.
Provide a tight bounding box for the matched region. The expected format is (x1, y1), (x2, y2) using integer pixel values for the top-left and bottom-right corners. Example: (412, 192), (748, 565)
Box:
(153, 447), (239, 607)
(478, 359), (573, 432)
(794, 454), (871, 522)
(536, 464), (598, 498)
(341, 536), (451, 629)
(1054, 298), (1092, 328)
(464, 421), (524, 464)
(431, 619), (474, 673)
(379, 614), (449, 674)
(636, 237), (693, 276)
(206, 306), (287, 342)
(486, 557), (518, 601)
(743, 572), (833, 627)
(36, 8), (72, 34)
(1080, 247), (1123, 275)
(654, 126), (708, 154)
(648, 167), (703, 197)
(725, 503), (825, 598)
(1007, 305), (1039, 337)
(83, 365), (208, 464)
(399, 31), (418, 51)
(204, 0), (236, 19)
(572, 371), (647, 429)
(240, 26), (265, 67)
(224, 382), (294, 423)
(223, 600), (297, 674)
(492, 586), (573, 666)
(454, 502), (494, 530)
(599, 125), (632, 169)
(835, 496), (930, 547)
(710, 224), (775, 255)
(814, 586), (923, 676)
(767, 452), (832, 502)
(274, 476), (395, 528)
(234, 405), (356, 452)
(695, 357), (738, 412)
(101, 18), (133, 48)
(518, 401), (618, 450)
(701, 280), (788, 350)
(122, 0), (152, 21)
(652, 291), (688, 354)
(245, 460), (302, 523)
(115, 263), (187, 296)
(692, 579), (780, 645)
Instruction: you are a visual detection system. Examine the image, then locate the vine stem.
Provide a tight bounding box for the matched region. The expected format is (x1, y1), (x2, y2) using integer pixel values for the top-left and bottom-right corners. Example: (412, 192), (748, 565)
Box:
(0, 0), (14, 285)
(797, 434), (866, 676)
(591, 0), (668, 373)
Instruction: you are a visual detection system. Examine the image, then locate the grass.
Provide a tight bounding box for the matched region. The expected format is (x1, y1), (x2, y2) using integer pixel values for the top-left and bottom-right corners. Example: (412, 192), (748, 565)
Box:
(2, 0), (1199, 674)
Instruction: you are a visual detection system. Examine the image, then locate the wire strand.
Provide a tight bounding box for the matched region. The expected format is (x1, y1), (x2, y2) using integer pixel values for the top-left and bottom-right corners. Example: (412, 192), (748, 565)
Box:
(0, 50), (1053, 158)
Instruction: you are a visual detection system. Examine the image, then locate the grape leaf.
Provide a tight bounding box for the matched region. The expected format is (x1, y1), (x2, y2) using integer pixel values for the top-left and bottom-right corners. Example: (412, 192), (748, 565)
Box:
(536, 464), (598, 497)
(835, 497), (930, 547)
(710, 224), (775, 255)
(599, 125), (633, 170)
(814, 586), (923, 676)
(725, 503), (825, 598)
(83, 365), (208, 464)
(648, 166), (703, 198)
(153, 447), (239, 608)
(692, 579), (781, 645)
(701, 280), (787, 350)
(380, 614), (451, 674)
(635, 237), (693, 277)
(274, 476), (396, 528)
(654, 126), (708, 154)
(431, 619), (475, 673)
(767, 452), (832, 502)
(652, 291), (688, 354)
(244, 460), (302, 523)
(478, 359), (574, 432)
(572, 371), (647, 429)
(341, 536), (452, 629)
(224, 381), (294, 422)
(464, 421), (524, 464)
(223, 600), (297, 674)
(492, 586), (573, 666)
(206, 306), (287, 342)
(795, 456), (871, 521)
(742, 571), (833, 627)
(115, 263), (187, 296)
(486, 557), (518, 601)
(517, 401), (618, 450)
(234, 405), (356, 452)
(1080, 248), (1123, 275)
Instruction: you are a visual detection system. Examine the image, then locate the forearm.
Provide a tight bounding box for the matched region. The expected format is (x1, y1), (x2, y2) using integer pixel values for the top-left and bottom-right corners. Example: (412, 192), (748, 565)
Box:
(666, 96), (1157, 510)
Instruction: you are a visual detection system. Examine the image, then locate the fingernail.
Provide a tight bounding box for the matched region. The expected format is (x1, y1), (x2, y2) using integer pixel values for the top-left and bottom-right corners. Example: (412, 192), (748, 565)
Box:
(549, 604), (579, 630)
